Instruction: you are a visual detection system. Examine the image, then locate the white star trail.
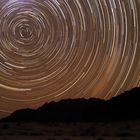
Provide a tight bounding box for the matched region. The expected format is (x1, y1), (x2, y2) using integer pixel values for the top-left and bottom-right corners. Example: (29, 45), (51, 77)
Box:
(0, 0), (139, 114)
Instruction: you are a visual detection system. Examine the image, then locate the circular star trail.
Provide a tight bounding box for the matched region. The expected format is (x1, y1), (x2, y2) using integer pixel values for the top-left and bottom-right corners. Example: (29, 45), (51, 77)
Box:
(0, 0), (140, 114)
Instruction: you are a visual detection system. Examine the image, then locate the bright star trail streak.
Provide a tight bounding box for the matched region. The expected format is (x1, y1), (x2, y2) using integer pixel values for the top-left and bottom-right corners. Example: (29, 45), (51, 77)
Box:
(0, 0), (140, 116)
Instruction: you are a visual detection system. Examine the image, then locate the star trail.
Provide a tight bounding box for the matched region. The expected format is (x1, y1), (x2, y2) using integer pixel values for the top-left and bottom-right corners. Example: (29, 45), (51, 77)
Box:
(0, 0), (140, 115)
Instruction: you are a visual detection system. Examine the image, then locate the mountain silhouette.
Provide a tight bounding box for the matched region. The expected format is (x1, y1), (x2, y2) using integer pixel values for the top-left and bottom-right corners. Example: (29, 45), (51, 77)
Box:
(1, 87), (140, 122)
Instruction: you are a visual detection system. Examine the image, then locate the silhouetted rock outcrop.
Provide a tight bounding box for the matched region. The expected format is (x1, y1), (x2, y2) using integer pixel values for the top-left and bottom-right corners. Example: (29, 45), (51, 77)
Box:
(1, 87), (140, 122)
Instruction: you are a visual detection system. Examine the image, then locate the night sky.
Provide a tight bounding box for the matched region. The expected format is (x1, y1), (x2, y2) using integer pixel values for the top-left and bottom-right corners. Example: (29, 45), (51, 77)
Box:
(0, 0), (140, 117)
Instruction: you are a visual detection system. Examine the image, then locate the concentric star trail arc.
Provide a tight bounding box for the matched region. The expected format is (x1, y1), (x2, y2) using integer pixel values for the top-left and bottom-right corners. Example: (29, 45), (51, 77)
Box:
(0, 0), (140, 114)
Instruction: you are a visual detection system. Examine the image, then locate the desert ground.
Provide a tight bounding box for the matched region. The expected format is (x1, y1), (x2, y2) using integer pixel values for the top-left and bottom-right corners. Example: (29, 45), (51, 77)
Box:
(0, 120), (140, 140)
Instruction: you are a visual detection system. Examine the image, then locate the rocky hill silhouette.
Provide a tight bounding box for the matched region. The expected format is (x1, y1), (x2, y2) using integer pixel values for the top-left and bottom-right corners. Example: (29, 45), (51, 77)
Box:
(1, 87), (140, 122)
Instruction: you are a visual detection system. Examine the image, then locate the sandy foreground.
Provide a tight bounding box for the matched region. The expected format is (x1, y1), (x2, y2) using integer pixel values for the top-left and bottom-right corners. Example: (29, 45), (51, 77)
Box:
(0, 121), (140, 140)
